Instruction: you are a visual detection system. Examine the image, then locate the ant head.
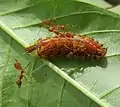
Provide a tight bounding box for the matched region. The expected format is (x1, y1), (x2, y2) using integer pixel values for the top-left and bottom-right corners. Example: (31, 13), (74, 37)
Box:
(14, 59), (22, 70)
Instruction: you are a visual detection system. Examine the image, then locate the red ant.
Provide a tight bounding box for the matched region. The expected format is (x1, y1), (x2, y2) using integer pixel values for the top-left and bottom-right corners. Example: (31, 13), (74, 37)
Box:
(40, 19), (72, 38)
(49, 25), (74, 38)
(40, 18), (56, 27)
(40, 19), (53, 26)
(14, 59), (30, 88)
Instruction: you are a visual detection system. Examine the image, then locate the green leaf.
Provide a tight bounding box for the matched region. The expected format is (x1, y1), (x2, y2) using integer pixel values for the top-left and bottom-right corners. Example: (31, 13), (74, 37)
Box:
(1, 0), (120, 107)
(78, 0), (111, 8)
(109, 5), (120, 15)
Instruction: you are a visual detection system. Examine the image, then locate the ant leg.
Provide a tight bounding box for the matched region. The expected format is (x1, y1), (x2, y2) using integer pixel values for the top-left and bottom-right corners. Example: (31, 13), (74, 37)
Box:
(30, 63), (45, 75)
(23, 61), (30, 70)
(22, 52), (28, 55)
(20, 63), (45, 86)
(22, 61), (31, 76)
(23, 75), (32, 84)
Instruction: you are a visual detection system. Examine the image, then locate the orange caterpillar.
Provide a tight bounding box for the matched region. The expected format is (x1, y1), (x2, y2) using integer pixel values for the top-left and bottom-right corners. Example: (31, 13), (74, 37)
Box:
(25, 35), (107, 60)
(25, 20), (107, 60)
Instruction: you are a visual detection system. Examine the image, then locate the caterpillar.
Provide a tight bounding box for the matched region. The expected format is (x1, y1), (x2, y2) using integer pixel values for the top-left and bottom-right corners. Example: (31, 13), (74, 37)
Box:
(25, 34), (107, 60)
(25, 20), (107, 60)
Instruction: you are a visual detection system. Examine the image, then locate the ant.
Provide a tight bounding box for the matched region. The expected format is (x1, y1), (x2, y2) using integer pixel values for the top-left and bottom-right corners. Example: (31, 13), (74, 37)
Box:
(40, 19), (73, 38)
(14, 59), (30, 88)
(14, 59), (45, 88)
(49, 25), (74, 38)
(40, 18), (56, 27)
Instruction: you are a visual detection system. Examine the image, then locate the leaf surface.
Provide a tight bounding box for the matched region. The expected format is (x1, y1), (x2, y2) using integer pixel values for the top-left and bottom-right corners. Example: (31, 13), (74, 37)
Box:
(109, 5), (120, 14)
(79, 0), (111, 8)
(1, 0), (120, 107)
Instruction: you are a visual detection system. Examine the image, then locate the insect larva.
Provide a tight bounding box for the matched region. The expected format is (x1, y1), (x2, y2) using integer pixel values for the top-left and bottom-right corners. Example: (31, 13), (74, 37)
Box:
(26, 20), (107, 59)
(25, 34), (107, 60)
